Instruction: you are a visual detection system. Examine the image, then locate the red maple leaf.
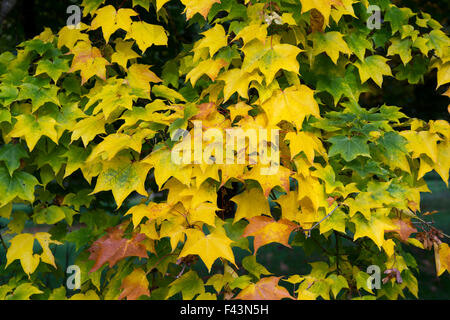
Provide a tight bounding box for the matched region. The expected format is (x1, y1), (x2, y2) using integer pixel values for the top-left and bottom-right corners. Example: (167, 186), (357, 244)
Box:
(88, 224), (148, 272)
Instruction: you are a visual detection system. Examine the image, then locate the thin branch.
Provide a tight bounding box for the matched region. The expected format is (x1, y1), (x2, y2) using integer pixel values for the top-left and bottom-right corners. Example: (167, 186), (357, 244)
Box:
(408, 209), (450, 240)
(305, 203), (341, 238)
(176, 264), (187, 279)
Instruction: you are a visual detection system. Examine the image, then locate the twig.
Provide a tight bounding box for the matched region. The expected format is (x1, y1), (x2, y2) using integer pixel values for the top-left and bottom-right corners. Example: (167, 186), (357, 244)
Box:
(408, 209), (450, 240)
(176, 264), (186, 278)
(306, 203), (340, 238)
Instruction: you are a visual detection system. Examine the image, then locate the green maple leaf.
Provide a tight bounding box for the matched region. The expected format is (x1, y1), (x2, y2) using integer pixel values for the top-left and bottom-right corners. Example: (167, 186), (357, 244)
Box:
(0, 85), (19, 105)
(426, 30), (450, 57)
(384, 6), (414, 35)
(394, 56), (427, 84)
(91, 156), (151, 208)
(351, 211), (396, 248)
(316, 67), (368, 105)
(327, 274), (349, 298)
(242, 255), (272, 279)
(167, 270), (205, 300)
(344, 158), (389, 178)
(328, 135), (370, 162)
(355, 55), (392, 87)
(377, 132), (408, 161)
(132, 0), (150, 10)
(344, 31), (373, 61)
(6, 283), (43, 300)
(21, 39), (53, 55)
(34, 205), (78, 225)
(81, 0), (106, 15)
(0, 166), (39, 207)
(0, 144), (29, 175)
(0, 109), (11, 123)
(18, 83), (60, 112)
(387, 38), (412, 65)
(33, 206), (66, 225)
(35, 58), (70, 83)
(65, 228), (94, 251)
(310, 31), (352, 64)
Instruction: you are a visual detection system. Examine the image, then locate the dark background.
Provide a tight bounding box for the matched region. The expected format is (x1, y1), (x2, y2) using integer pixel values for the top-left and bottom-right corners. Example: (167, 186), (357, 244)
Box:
(0, 0), (449, 299)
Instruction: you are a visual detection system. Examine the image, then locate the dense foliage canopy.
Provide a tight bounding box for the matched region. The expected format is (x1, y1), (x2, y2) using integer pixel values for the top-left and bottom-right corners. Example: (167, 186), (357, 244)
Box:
(0, 0), (449, 300)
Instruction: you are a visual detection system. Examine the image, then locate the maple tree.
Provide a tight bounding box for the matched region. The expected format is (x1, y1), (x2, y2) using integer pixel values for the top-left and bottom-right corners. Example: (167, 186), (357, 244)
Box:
(0, 0), (449, 300)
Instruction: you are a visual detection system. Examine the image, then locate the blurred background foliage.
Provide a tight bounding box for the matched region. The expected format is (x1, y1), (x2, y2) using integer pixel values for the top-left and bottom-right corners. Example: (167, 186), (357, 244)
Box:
(0, 0), (449, 299)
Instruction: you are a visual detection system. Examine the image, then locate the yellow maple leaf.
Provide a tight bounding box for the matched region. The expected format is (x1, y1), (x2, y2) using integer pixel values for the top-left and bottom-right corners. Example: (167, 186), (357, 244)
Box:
(352, 209), (397, 248)
(180, 0), (221, 20)
(244, 164), (291, 197)
(8, 114), (58, 151)
(231, 186), (271, 223)
(434, 140), (450, 186)
(90, 5), (137, 42)
(300, 0), (337, 27)
(125, 21), (168, 53)
(71, 113), (106, 147)
(241, 40), (302, 84)
(431, 59), (450, 88)
(234, 24), (268, 46)
(435, 242), (450, 276)
(127, 64), (162, 96)
(401, 130), (441, 162)
(87, 133), (143, 162)
(260, 85), (320, 130)
(297, 173), (327, 216)
(188, 202), (219, 227)
(6, 233), (61, 276)
(142, 147), (193, 188)
(276, 190), (303, 223)
(57, 24), (90, 50)
(193, 24), (228, 61)
(111, 39), (140, 70)
(126, 202), (171, 227)
(186, 58), (228, 86)
(285, 131), (325, 163)
(69, 41), (109, 84)
(217, 69), (263, 101)
(91, 156), (151, 208)
(179, 228), (236, 272)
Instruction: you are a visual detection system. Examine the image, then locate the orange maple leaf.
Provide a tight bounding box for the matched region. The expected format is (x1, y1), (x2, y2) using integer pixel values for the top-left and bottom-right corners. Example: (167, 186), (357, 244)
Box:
(119, 269), (150, 300)
(234, 276), (294, 300)
(242, 216), (297, 254)
(88, 224), (148, 272)
(387, 218), (417, 242)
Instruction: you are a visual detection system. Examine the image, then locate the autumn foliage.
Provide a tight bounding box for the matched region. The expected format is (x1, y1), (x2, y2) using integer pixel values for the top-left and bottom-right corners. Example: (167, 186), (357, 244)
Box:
(0, 0), (449, 300)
